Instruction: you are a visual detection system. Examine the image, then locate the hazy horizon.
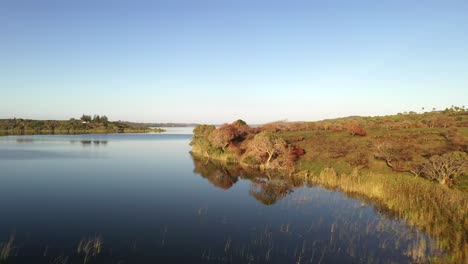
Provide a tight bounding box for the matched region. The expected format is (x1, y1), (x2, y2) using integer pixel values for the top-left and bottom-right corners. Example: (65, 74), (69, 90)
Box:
(1, 0), (467, 124)
(0, 107), (460, 125)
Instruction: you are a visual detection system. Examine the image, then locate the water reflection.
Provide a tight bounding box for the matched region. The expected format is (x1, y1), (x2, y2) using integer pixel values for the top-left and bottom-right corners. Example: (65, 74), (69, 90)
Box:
(192, 155), (297, 205)
(191, 156), (444, 262)
(192, 155), (415, 218)
(249, 179), (294, 205)
(15, 138), (34, 143)
(15, 138), (109, 146)
(0, 134), (452, 263)
(0, 221), (439, 264)
(0, 149), (102, 160)
(192, 157), (239, 189)
(74, 140), (108, 146)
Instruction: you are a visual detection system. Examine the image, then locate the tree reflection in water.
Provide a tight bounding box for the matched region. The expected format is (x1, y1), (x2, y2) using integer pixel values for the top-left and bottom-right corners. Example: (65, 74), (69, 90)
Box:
(192, 155), (299, 205)
(192, 157), (239, 190)
(190, 156), (447, 262)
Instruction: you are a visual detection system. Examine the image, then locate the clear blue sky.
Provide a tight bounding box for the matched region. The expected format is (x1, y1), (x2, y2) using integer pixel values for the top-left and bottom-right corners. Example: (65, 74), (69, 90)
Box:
(1, 0), (467, 124)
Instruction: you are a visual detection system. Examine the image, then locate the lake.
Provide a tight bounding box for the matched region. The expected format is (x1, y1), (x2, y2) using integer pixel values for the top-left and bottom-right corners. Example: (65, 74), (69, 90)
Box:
(0, 129), (440, 263)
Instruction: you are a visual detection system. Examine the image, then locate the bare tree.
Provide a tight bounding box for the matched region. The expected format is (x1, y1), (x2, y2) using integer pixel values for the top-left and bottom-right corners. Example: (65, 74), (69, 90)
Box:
(374, 141), (398, 169)
(247, 132), (288, 168)
(374, 140), (422, 177)
(421, 152), (467, 185)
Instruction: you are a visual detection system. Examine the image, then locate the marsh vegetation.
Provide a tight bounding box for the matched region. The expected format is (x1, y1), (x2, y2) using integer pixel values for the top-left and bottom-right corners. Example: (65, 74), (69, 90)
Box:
(191, 107), (468, 263)
(191, 156), (467, 263)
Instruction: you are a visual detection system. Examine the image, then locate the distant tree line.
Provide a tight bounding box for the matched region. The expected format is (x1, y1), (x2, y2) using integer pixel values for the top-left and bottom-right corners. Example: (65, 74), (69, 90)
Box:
(0, 115), (163, 135)
(79, 114), (109, 124)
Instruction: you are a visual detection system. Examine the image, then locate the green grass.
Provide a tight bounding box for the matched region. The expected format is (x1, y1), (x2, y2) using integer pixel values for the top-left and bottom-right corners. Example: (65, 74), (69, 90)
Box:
(456, 175), (468, 192)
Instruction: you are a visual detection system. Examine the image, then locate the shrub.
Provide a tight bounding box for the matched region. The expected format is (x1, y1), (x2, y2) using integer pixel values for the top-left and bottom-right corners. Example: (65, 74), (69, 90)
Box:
(347, 124), (367, 136)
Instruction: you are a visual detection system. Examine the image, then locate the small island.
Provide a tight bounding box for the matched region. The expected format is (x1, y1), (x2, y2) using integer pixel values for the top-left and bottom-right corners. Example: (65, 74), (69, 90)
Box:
(0, 114), (165, 135)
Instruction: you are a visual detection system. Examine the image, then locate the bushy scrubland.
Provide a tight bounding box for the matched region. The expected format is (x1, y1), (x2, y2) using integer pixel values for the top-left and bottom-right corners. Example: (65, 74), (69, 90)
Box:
(191, 107), (467, 188)
(190, 106), (468, 263)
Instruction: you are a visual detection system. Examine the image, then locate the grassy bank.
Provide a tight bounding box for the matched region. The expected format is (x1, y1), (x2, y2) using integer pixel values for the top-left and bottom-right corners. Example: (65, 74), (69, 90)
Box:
(191, 155), (468, 263)
(299, 168), (468, 263)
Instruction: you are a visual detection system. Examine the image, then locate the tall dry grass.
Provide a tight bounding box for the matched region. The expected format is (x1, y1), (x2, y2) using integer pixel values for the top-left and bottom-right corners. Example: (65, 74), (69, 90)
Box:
(301, 168), (468, 263)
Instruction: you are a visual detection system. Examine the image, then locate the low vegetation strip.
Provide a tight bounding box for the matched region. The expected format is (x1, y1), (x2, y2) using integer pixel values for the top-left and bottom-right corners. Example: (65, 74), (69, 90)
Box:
(0, 114), (165, 135)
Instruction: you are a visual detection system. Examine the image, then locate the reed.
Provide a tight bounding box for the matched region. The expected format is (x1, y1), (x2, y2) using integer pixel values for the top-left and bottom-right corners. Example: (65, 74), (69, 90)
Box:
(77, 236), (103, 264)
(304, 168), (468, 263)
(0, 235), (16, 261)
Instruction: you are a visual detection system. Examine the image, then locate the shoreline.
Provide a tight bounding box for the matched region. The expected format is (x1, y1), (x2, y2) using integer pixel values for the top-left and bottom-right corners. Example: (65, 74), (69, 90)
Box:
(0, 128), (165, 136)
(191, 155), (468, 263)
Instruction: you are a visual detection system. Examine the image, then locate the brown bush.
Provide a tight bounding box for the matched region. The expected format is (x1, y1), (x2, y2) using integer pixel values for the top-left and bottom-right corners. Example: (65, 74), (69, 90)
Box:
(347, 151), (370, 168)
(347, 124), (367, 136)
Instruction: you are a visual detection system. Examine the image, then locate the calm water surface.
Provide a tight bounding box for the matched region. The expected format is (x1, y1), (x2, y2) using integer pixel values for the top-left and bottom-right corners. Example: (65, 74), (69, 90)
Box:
(0, 129), (439, 263)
